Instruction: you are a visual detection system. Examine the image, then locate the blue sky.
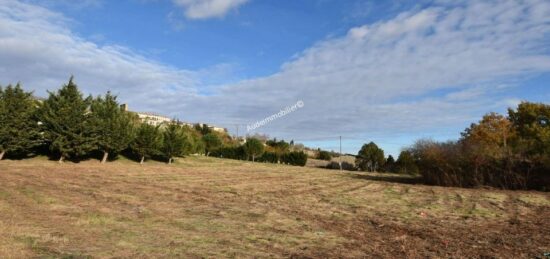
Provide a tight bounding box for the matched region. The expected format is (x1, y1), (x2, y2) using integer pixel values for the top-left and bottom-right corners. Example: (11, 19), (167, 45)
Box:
(1, 0), (550, 156)
(57, 0), (419, 77)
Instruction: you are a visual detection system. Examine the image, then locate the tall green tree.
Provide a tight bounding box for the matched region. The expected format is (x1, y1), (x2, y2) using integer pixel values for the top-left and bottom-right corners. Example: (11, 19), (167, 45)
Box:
(267, 139), (290, 163)
(202, 133), (222, 156)
(161, 123), (188, 164)
(355, 142), (385, 172)
(508, 102), (550, 158)
(131, 123), (162, 164)
(181, 125), (204, 155)
(244, 138), (264, 162)
(396, 150), (418, 174)
(0, 84), (42, 160)
(38, 77), (95, 162)
(384, 155), (396, 172)
(91, 92), (136, 163)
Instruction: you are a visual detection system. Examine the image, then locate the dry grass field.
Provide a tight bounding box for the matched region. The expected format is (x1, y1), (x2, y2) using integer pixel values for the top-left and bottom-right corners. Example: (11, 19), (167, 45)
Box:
(0, 156), (549, 258)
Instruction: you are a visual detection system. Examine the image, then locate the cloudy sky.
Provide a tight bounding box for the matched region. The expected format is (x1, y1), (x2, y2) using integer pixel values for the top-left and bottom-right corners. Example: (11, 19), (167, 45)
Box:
(1, 0), (549, 156)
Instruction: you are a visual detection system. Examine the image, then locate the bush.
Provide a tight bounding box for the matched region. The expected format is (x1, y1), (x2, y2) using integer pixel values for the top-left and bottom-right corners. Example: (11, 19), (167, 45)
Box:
(326, 161), (356, 171)
(243, 138), (264, 162)
(212, 146), (308, 167)
(282, 151), (308, 166)
(259, 151), (278, 163)
(410, 139), (547, 190)
(211, 146), (247, 160)
(202, 133), (222, 156)
(317, 150), (332, 161)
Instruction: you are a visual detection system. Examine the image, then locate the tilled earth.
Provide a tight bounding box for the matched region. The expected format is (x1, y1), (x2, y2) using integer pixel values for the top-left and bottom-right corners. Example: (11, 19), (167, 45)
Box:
(0, 157), (548, 258)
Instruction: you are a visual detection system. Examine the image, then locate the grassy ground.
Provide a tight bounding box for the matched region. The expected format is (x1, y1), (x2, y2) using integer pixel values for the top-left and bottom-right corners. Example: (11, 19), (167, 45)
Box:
(0, 156), (548, 258)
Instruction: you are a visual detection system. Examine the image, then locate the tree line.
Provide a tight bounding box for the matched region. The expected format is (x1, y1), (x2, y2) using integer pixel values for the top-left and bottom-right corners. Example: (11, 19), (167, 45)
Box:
(0, 78), (308, 166)
(211, 138), (308, 166)
(351, 102), (549, 190)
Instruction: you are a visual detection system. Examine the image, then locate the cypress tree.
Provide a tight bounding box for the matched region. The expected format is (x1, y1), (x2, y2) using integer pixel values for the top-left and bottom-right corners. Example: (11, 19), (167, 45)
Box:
(161, 123), (187, 164)
(0, 84), (42, 159)
(181, 125), (203, 155)
(244, 138), (264, 162)
(38, 77), (95, 162)
(131, 123), (162, 164)
(91, 92), (136, 163)
(202, 133), (222, 156)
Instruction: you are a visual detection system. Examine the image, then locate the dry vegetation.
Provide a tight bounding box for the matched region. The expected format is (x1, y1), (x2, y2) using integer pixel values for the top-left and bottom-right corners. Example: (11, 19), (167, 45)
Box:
(0, 156), (549, 258)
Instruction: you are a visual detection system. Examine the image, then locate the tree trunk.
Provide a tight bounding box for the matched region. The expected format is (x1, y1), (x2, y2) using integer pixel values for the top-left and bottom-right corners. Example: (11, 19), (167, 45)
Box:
(252, 155), (255, 162)
(101, 152), (109, 164)
(168, 157), (172, 164)
(58, 155), (65, 163)
(140, 156), (145, 165)
(0, 151), (5, 160)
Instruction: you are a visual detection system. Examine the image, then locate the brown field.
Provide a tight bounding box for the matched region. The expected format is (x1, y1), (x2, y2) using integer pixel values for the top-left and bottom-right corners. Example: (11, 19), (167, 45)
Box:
(0, 156), (549, 258)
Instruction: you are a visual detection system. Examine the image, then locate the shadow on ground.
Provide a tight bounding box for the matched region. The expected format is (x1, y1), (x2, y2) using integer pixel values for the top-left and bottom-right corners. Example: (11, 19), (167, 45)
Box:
(347, 173), (425, 185)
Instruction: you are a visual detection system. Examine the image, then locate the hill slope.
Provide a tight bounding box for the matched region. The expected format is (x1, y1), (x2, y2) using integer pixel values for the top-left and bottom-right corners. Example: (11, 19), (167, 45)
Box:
(0, 157), (548, 258)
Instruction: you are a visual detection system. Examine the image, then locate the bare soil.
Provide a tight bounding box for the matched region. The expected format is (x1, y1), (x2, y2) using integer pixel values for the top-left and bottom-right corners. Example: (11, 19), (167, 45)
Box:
(0, 156), (548, 258)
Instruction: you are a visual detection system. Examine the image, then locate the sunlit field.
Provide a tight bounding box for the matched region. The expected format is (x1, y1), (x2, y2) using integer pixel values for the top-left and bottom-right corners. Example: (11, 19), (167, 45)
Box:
(0, 156), (548, 258)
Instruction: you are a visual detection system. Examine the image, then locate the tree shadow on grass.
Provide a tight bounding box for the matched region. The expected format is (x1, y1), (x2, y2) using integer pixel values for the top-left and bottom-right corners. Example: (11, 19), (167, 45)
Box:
(347, 173), (425, 185)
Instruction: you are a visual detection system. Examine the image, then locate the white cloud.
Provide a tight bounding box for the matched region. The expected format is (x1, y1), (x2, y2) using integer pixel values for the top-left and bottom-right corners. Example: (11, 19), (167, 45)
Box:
(186, 0), (550, 145)
(1, 0), (550, 154)
(172, 0), (249, 20)
(0, 0), (198, 115)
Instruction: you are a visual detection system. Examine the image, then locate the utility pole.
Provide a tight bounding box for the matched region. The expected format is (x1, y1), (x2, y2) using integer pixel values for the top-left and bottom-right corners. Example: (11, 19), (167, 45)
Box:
(339, 136), (342, 172)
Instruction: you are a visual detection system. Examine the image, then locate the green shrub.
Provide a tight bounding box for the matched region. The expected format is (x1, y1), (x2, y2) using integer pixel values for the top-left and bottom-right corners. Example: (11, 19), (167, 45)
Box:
(317, 150), (332, 161)
(326, 161), (356, 171)
(282, 151), (308, 166)
(259, 151), (278, 163)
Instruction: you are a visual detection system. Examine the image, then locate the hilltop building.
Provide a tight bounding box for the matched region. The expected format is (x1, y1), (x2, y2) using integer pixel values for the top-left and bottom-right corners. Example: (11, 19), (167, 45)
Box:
(121, 104), (171, 126)
(121, 104), (227, 132)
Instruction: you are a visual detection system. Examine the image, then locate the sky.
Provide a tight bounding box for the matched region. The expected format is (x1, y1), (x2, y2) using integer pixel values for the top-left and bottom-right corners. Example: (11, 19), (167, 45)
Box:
(0, 0), (549, 156)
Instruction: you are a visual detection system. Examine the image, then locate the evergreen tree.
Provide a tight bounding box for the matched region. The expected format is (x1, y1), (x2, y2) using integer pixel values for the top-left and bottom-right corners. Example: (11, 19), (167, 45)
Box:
(180, 125), (203, 155)
(161, 123), (187, 164)
(38, 77), (95, 162)
(355, 142), (385, 172)
(508, 102), (550, 157)
(131, 123), (162, 164)
(91, 92), (136, 163)
(0, 84), (42, 159)
(244, 138), (264, 162)
(384, 155), (396, 172)
(396, 150), (418, 174)
(202, 133), (222, 156)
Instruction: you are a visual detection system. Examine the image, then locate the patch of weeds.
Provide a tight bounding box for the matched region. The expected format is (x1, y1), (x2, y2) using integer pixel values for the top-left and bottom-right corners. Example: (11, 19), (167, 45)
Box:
(0, 189), (11, 199)
(218, 186), (238, 195)
(518, 194), (550, 206)
(19, 187), (44, 203)
(15, 235), (40, 250)
(15, 235), (89, 258)
(330, 194), (362, 208)
(77, 213), (117, 226)
(171, 218), (229, 233)
(461, 203), (498, 219)
(44, 197), (57, 204)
